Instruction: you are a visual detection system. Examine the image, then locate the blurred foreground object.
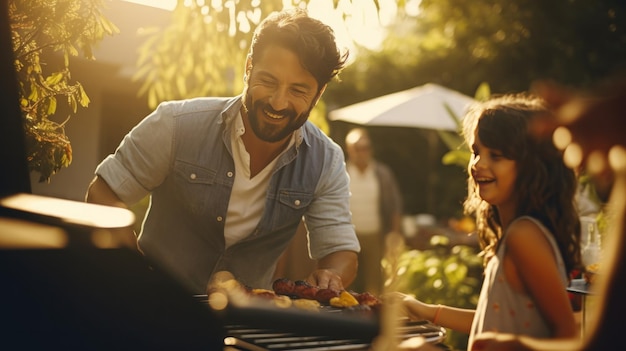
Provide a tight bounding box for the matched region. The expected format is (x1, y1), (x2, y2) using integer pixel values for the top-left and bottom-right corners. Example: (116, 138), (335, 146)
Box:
(0, 193), (223, 350)
(534, 77), (626, 351)
(531, 78), (626, 197)
(0, 193), (136, 248)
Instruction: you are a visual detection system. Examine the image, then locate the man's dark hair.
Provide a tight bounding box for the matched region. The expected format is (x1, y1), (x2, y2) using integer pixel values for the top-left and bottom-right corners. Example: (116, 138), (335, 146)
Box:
(248, 8), (348, 90)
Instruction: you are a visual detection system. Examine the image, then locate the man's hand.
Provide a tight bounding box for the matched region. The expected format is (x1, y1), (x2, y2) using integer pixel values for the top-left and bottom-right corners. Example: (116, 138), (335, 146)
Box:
(307, 268), (344, 291)
(306, 250), (357, 290)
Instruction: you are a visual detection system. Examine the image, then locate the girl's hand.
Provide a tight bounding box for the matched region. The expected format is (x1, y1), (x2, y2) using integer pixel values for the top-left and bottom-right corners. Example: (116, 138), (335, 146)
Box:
(381, 292), (428, 321)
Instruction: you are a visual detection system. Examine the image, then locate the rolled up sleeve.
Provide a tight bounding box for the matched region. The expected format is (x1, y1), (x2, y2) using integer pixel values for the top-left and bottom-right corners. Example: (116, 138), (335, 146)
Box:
(95, 102), (176, 205)
(305, 145), (360, 260)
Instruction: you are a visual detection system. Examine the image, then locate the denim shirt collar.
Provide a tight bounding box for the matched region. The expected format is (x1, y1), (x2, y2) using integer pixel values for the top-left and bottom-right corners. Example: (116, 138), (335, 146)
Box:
(220, 95), (307, 152)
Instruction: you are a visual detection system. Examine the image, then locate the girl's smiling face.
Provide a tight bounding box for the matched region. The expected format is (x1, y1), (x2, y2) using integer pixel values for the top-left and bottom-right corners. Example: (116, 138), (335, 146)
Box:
(469, 134), (518, 210)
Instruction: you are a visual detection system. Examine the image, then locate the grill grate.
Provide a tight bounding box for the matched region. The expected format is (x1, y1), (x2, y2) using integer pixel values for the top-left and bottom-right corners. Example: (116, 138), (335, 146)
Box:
(222, 319), (445, 351)
(195, 294), (446, 350)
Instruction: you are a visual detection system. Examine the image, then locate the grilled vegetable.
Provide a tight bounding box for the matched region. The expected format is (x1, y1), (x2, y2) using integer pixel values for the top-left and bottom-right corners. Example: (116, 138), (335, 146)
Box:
(329, 290), (360, 308)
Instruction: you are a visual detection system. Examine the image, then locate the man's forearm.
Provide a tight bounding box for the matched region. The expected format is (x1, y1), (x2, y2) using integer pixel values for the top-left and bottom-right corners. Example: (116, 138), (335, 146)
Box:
(86, 176), (128, 209)
(85, 176), (138, 249)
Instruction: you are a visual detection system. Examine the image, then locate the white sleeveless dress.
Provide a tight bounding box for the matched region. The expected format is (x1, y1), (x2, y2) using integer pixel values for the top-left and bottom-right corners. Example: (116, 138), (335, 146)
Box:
(467, 216), (568, 349)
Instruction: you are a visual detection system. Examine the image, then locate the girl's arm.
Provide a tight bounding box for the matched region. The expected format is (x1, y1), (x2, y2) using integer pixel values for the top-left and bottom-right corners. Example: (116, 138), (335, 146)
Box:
(505, 219), (578, 338)
(390, 292), (475, 333)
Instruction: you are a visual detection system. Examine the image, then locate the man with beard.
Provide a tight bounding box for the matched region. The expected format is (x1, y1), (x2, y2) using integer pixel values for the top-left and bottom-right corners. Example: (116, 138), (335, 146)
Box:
(85, 8), (359, 295)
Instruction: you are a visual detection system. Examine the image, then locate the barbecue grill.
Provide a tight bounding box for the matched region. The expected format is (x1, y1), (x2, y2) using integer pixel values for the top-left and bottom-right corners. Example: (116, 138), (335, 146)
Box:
(0, 194), (446, 350)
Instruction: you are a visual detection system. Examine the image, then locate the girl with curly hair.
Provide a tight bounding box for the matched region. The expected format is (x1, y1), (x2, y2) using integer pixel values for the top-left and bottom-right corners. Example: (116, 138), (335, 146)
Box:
(393, 93), (582, 350)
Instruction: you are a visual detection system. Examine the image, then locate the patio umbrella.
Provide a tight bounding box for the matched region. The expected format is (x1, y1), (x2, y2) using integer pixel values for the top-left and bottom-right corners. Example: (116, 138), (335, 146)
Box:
(328, 83), (475, 131)
(329, 83), (476, 217)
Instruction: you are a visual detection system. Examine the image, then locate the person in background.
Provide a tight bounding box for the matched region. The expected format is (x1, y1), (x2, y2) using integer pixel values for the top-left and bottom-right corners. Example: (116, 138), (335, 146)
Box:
(85, 8), (360, 294)
(391, 93), (582, 350)
(344, 127), (403, 295)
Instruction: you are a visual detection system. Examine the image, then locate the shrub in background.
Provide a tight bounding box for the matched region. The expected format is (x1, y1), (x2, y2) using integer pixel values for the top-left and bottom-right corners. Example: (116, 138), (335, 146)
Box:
(384, 234), (483, 351)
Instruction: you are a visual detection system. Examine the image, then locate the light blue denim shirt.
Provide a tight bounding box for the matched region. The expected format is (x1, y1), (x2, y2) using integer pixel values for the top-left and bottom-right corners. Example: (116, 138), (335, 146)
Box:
(95, 95), (359, 293)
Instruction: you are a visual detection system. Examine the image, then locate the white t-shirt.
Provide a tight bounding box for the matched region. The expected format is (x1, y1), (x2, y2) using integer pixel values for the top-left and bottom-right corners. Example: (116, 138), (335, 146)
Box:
(224, 113), (294, 248)
(347, 163), (381, 235)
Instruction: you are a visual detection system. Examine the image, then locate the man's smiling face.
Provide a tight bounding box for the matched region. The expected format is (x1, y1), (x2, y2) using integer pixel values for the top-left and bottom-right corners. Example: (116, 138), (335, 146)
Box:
(243, 45), (321, 143)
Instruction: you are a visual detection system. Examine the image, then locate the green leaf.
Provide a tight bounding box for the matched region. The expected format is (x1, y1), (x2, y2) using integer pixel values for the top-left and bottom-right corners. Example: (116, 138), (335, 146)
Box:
(437, 130), (464, 151)
(100, 16), (120, 35)
(474, 82), (491, 101)
(442, 149), (471, 167)
(69, 95), (77, 112)
(66, 43), (79, 57)
(47, 96), (57, 115)
(28, 82), (39, 101)
(45, 72), (64, 85)
(78, 84), (90, 106)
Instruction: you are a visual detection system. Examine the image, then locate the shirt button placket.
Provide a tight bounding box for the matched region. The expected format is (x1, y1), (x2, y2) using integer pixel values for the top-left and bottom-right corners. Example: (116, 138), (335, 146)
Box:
(221, 172), (233, 224)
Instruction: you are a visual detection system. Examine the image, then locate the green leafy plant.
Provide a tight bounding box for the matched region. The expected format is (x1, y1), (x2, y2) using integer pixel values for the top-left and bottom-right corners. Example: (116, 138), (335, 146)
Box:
(133, 0), (283, 108)
(10, 0), (118, 182)
(384, 235), (483, 350)
(438, 82), (491, 169)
